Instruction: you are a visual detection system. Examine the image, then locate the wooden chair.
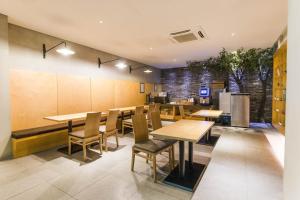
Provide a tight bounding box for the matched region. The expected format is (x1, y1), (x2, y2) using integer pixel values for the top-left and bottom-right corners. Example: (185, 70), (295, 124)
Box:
(99, 110), (119, 151)
(151, 111), (176, 168)
(154, 103), (161, 112)
(68, 112), (102, 161)
(122, 106), (144, 135)
(178, 105), (193, 120)
(179, 105), (185, 119)
(131, 113), (174, 182)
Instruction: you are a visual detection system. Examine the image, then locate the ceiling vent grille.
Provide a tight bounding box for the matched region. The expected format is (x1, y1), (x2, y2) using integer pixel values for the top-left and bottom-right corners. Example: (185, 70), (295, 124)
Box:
(169, 26), (207, 43)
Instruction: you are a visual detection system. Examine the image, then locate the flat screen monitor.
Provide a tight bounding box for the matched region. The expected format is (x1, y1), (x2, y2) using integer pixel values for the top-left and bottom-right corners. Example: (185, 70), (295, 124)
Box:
(199, 88), (210, 97)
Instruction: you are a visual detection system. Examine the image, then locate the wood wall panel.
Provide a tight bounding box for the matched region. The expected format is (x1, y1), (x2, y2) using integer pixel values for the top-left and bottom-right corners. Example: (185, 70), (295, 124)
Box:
(114, 80), (145, 107)
(91, 78), (115, 112)
(57, 74), (91, 115)
(10, 69), (58, 131)
(145, 83), (153, 94)
(10, 70), (151, 130)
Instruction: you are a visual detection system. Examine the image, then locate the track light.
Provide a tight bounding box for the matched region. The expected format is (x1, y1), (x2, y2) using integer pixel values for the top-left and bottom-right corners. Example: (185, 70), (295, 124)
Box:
(43, 41), (75, 58)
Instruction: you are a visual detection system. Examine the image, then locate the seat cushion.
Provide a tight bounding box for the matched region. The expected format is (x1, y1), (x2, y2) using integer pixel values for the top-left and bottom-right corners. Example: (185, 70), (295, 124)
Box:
(99, 125), (106, 133)
(134, 139), (173, 153)
(162, 120), (175, 127)
(69, 130), (85, 138)
(123, 118), (132, 124)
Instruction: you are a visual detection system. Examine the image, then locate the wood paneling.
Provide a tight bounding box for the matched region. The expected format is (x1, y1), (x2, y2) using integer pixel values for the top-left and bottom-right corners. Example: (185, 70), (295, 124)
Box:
(91, 78), (115, 112)
(10, 69), (58, 131)
(114, 80), (145, 107)
(57, 74), (92, 115)
(145, 83), (153, 94)
(10, 70), (151, 131)
(272, 42), (287, 135)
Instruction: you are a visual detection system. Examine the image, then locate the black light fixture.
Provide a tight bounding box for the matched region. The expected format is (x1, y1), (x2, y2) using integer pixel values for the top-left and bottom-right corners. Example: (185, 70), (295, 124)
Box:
(43, 41), (75, 59)
(97, 57), (130, 72)
(129, 65), (153, 74)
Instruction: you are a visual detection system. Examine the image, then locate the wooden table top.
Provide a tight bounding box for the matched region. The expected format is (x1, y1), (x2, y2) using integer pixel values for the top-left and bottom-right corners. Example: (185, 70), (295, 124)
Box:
(44, 111), (107, 122)
(190, 110), (223, 118)
(109, 105), (148, 112)
(150, 119), (215, 143)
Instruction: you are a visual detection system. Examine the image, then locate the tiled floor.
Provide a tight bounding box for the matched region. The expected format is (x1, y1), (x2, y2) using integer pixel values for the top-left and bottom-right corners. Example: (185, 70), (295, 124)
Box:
(0, 126), (282, 200)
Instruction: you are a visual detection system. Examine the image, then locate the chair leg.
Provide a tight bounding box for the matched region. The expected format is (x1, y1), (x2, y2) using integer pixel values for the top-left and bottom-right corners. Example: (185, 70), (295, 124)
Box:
(104, 136), (108, 152)
(68, 137), (72, 155)
(122, 123), (125, 136)
(168, 148), (173, 172)
(131, 149), (135, 171)
(172, 145), (175, 169)
(146, 154), (149, 163)
(83, 141), (87, 161)
(99, 138), (102, 154)
(115, 132), (119, 148)
(152, 154), (157, 182)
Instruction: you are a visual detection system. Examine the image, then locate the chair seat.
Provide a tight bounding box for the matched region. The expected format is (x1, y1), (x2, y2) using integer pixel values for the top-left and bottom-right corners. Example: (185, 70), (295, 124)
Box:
(99, 125), (106, 133)
(162, 121), (174, 127)
(69, 130), (85, 138)
(123, 118), (132, 124)
(134, 139), (173, 153)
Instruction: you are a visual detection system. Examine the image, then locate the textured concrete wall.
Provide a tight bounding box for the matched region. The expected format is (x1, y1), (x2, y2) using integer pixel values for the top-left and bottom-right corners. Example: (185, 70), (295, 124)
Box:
(161, 67), (272, 122)
(0, 14), (11, 159)
(8, 24), (161, 83)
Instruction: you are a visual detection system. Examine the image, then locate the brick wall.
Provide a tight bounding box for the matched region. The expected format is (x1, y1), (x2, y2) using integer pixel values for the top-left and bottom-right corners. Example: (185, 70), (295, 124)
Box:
(161, 67), (273, 122)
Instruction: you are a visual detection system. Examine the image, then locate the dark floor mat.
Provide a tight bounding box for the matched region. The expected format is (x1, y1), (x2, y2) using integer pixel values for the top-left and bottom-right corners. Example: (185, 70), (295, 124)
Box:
(197, 135), (220, 147)
(58, 144), (83, 155)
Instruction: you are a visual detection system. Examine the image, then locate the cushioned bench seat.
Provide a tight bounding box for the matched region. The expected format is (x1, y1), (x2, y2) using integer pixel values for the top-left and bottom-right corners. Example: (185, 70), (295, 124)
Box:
(11, 116), (108, 158)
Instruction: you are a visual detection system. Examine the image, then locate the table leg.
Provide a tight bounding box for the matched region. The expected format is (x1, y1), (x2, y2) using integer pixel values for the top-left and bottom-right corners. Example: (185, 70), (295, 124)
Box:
(188, 142), (193, 169)
(68, 120), (73, 133)
(178, 141), (185, 178)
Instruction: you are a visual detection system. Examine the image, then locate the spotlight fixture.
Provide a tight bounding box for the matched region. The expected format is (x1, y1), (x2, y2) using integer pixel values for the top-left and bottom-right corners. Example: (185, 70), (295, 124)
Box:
(42, 41), (75, 58)
(129, 65), (153, 74)
(144, 69), (153, 73)
(97, 57), (119, 68)
(115, 62), (128, 69)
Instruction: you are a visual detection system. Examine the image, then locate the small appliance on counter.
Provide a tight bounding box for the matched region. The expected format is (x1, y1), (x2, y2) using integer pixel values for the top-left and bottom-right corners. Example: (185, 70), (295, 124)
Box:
(199, 87), (211, 105)
(153, 92), (169, 104)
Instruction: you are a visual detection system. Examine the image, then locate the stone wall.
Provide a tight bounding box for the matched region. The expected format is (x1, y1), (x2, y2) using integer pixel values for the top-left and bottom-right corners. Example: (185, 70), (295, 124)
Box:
(161, 67), (273, 122)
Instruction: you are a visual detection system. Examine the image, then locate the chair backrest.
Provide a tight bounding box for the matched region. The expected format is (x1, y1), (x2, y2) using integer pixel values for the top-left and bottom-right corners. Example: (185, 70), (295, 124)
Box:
(132, 114), (149, 143)
(179, 105), (185, 119)
(106, 110), (119, 132)
(154, 103), (161, 112)
(135, 106), (144, 115)
(84, 112), (101, 137)
(151, 111), (162, 131)
(147, 104), (156, 120)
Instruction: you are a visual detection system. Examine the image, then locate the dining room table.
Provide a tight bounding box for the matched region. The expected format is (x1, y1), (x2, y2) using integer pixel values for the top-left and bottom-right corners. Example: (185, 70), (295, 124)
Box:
(190, 109), (223, 142)
(150, 119), (215, 191)
(109, 105), (148, 120)
(44, 111), (107, 154)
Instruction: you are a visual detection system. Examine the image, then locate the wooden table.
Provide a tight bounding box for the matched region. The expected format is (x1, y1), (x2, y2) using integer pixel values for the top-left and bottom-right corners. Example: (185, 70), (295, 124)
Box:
(190, 110), (223, 142)
(151, 119), (215, 191)
(45, 112), (106, 154)
(109, 105), (148, 120)
(190, 110), (223, 121)
(45, 112), (107, 133)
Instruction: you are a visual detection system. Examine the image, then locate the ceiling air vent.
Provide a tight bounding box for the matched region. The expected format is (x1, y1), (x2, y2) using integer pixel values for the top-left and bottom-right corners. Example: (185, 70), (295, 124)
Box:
(169, 26), (207, 43)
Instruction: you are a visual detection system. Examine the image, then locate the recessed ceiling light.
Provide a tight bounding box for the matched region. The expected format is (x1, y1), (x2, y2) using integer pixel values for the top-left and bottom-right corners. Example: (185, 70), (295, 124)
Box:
(115, 62), (127, 69)
(99, 20), (103, 24)
(149, 47), (153, 50)
(144, 69), (152, 73)
(56, 48), (75, 56)
(231, 32), (236, 37)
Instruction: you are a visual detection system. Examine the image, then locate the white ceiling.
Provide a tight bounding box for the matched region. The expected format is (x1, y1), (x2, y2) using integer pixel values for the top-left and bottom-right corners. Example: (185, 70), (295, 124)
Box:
(0, 0), (287, 68)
